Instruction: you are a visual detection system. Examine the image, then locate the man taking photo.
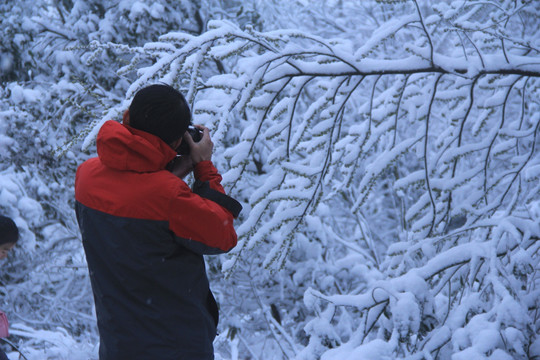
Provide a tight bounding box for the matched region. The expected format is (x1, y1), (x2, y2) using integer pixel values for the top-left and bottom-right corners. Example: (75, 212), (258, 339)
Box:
(75, 84), (241, 360)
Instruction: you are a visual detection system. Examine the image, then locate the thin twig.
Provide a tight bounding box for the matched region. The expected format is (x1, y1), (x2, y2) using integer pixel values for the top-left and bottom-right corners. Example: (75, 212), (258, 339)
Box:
(413, 0), (435, 67)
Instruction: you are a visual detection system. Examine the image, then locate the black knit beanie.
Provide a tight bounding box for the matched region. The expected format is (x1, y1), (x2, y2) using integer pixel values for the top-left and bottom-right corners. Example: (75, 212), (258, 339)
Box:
(128, 84), (192, 145)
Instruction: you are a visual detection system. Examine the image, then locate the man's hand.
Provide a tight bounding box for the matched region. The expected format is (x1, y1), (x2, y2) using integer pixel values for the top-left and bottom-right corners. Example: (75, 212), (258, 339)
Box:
(170, 155), (193, 179)
(184, 125), (213, 164)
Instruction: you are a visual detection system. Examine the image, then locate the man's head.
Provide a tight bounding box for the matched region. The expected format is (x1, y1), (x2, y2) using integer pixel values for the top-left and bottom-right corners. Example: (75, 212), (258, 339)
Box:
(0, 215), (18, 260)
(126, 84), (191, 146)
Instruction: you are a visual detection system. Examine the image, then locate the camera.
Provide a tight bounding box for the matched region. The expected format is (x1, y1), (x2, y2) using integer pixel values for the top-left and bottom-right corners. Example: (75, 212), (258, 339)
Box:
(176, 126), (203, 155)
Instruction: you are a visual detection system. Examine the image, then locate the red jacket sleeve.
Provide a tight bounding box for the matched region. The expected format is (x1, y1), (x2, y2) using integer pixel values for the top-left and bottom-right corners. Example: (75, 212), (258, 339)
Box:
(192, 161), (243, 218)
(194, 161), (226, 193)
(167, 162), (238, 255)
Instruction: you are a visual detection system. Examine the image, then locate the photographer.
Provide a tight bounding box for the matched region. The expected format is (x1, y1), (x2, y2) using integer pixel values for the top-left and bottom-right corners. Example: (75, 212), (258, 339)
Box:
(75, 84), (241, 360)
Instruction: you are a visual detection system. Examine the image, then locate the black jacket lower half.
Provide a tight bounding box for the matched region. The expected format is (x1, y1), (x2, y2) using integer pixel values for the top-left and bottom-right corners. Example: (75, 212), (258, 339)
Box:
(76, 203), (218, 360)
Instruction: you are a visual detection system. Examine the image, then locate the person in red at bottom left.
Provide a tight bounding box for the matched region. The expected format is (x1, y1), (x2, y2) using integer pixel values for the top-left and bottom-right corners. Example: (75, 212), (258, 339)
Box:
(0, 215), (19, 360)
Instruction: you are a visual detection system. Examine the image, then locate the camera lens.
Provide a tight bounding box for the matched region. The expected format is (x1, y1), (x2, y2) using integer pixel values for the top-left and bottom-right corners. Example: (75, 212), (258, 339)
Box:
(176, 126), (202, 155)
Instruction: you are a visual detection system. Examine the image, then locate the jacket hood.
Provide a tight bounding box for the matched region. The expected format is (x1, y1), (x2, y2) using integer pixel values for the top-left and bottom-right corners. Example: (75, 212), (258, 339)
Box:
(96, 120), (177, 172)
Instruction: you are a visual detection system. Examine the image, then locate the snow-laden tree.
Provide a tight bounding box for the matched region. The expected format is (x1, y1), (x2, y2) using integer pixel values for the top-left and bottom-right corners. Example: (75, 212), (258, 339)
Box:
(1, 0), (539, 359)
(76, 1), (540, 359)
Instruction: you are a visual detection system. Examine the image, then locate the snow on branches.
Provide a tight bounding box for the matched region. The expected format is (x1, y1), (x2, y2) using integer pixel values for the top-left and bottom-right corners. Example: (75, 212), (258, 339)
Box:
(76, 0), (540, 358)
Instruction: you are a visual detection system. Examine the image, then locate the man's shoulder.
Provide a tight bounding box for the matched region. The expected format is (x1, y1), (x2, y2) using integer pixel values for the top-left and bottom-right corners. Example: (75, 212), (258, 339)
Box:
(78, 156), (99, 167)
(75, 157), (99, 184)
(76, 157), (101, 174)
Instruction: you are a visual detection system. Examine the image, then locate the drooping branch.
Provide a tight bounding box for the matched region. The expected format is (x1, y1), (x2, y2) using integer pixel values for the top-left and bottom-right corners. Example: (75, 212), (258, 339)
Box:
(481, 76), (523, 203)
(444, 76), (480, 231)
(391, 74), (409, 148)
(424, 74), (443, 236)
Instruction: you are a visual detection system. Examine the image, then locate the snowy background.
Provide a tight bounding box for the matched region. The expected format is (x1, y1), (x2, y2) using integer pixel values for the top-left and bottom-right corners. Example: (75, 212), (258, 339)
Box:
(1, 0), (539, 359)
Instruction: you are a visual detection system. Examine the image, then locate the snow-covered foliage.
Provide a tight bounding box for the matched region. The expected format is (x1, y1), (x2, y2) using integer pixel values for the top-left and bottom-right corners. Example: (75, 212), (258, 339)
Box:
(1, 1), (539, 359)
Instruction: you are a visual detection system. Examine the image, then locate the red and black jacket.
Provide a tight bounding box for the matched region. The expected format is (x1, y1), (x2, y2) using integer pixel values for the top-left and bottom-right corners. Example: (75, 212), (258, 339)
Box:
(75, 121), (240, 360)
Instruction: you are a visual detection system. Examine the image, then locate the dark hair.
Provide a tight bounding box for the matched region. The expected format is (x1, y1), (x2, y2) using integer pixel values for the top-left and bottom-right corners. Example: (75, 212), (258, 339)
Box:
(0, 215), (19, 245)
(128, 84), (191, 144)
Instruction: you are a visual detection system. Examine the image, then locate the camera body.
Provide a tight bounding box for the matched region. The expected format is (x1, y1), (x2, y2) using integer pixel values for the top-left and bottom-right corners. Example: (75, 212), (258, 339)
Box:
(176, 126), (203, 155)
